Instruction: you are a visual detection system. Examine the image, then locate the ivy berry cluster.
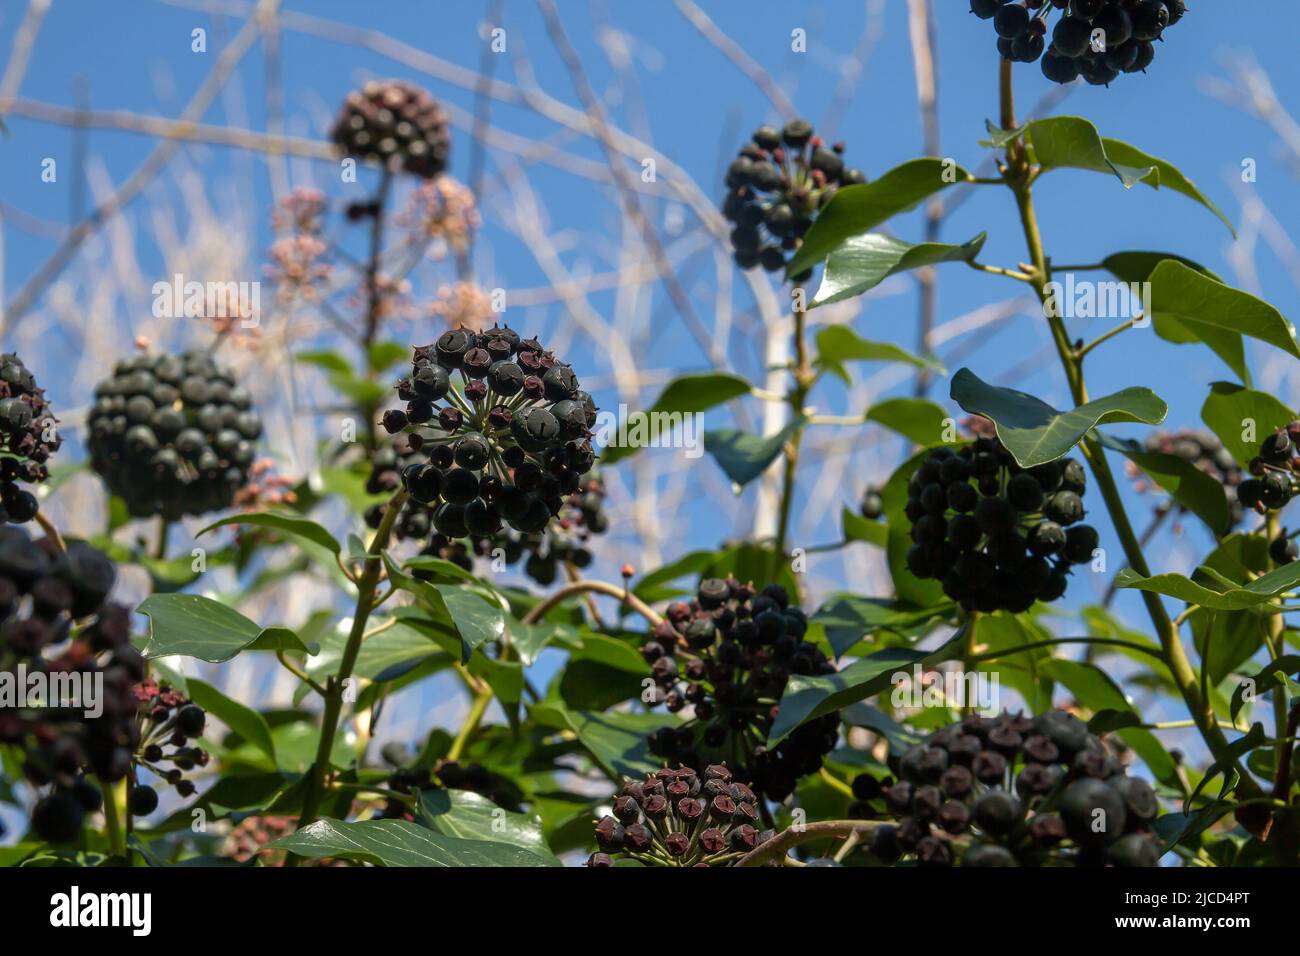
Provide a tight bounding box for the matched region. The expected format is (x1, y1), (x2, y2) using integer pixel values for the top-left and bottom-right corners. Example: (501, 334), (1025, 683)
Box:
(864, 710), (1163, 867)
(905, 440), (1098, 613)
(87, 351), (264, 519)
(644, 579), (838, 800)
(722, 119), (865, 279)
(1238, 421), (1300, 516)
(128, 679), (210, 815)
(971, 1), (1186, 86)
(331, 79), (451, 180)
(0, 353), (61, 525)
(378, 326), (597, 540)
(587, 765), (775, 867)
(0, 532), (142, 843)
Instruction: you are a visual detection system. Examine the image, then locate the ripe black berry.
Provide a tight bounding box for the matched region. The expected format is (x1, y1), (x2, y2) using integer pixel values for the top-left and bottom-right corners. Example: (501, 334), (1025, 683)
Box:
(32, 790), (85, 843)
(176, 704), (207, 737)
(129, 784), (160, 816)
(1271, 535), (1298, 565)
(1060, 777), (1126, 848)
(994, 3), (1031, 38)
(970, 0), (1007, 18)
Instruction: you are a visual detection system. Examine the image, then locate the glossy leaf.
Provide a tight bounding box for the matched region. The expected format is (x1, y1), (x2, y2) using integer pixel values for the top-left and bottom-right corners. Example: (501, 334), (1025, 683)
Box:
(1115, 561), (1300, 611)
(137, 594), (309, 663)
(950, 367), (1166, 467)
(418, 789), (560, 864)
(865, 397), (953, 447)
(1200, 382), (1295, 468)
(1102, 251), (1222, 285)
(601, 372), (750, 464)
(1095, 432), (1232, 536)
(266, 818), (558, 867)
(704, 418), (803, 487)
(185, 678), (277, 765)
(810, 232), (986, 307)
(198, 511), (342, 556)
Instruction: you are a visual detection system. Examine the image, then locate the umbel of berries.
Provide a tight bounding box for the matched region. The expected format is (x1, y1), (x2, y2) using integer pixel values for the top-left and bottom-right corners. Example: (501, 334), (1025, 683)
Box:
(904, 438), (1098, 613)
(971, 1), (1187, 87)
(0, 530), (143, 843)
(378, 325), (597, 540)
(0, 353), (61, 525)
(862, 709), (1163, 867)
(86, 351), (264, 520)
(1237, 420), (1300, 516)
(130, 679), (210, 812)
(331, 80), (450, 179)
(586, 766), (775, 867)
(644, 579), (839, 800)
(722, 119), (865, 278)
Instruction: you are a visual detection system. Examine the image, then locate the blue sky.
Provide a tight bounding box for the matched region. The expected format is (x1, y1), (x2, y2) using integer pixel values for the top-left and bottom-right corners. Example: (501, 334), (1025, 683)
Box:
(2, 2), (1299, 731)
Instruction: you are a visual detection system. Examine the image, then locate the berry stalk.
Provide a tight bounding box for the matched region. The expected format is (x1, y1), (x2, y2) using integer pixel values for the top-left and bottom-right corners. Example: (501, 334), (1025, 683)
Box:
(994, 59), (1265, 813)
(772, 283), (813, 581)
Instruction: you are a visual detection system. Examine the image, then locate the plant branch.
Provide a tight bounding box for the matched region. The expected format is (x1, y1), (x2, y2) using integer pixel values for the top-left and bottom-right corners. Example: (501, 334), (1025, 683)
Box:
(519, 579), (663, 627)
(736, 820), (884, 867)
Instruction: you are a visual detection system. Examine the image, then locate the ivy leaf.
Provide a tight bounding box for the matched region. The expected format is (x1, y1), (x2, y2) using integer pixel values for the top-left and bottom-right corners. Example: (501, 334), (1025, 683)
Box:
(865, 397), (953, 447)
(198, 511), (342, 556)
(1230, 656), (1300, 722)
(266, 818), (559, 867)
(1115, 562), (1300, 611)
(1149, 260), (1300, 380)
(704, 418), (803, 487)
(814, 326), (942, 385)
(1201, 382), (1295, 469)
(1094, 432), (1231, 536)
(137, 594), (309, 663)
(1102, 251), (1222, 285)
(382, 555), (504, 662)
(768, 626), (968, 745)
(185, 679), (277, 766)
(601, 371), (749, 465)
(1017, 116), (1233, 235)
(417, 789), (559, 864)
(950, 367), (1167, 467)
(809, 232), (986, 307)
(811, 594), (953, 659)
(842, 506), (887, 550)
(531, 703), (677, 781)
(787, 158), (973, 276)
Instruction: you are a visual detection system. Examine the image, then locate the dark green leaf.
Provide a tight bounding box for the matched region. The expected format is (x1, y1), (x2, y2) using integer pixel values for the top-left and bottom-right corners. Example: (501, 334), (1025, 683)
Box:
(198, 511), (342, 556)
(1095, 432), (1231, 536)
(787, 158), (973, 276)
(865, 397), (953, 447)
(950, 367), (1167, 467)
(137, 594), (308, 663)
(1115, 562), (1300, 611)
(417, 789), (559, 863)
(382, 554), (505, 662)
(600, 372), (750, 465)
(704, 418), (803, 487)
(842, 506), (888, 549)
(266, 818), (558, 867)
(185, 678), (276, 765)
(1201, 382), (1295, 468)
(810, 232), (986, 307)
(1102, 251), (1222, 285)
(812, 594), (952, 658)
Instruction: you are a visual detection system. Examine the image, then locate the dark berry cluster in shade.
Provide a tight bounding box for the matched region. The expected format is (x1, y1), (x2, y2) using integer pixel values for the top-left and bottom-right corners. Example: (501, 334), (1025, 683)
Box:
(0, 353), (61, 525)
(87, 351), (263, 519)
(377, 326), (597, 541)
(587, 765), (775, 867)
(128, 678), (210, 817)
(971, 1), (1185, 87)
(0, 531), (143, 843)
(1135, 428), (1243, 527)
(377, 743), (524, 819)
(722, 119), (865, 279)
(905, 439), (1097, 613)
(644, 579), (839, 801)
(1237, 421), (1300, 519)
(331, 80), (450, 180)
(860, 710), (1163, 867)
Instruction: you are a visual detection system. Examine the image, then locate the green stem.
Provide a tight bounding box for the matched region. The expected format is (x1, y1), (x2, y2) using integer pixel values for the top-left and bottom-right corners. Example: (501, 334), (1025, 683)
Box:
(773, 283), (812, 581)
(996, 61), (1261, 806)
(101, 777), (126, 861)
(293, 488), (408, 845)
(447, 686), (493, 763)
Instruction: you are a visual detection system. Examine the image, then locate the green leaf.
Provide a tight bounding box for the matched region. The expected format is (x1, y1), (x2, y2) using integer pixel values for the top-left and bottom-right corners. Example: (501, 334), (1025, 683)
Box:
(1095, 432), (1231, 536)
(198, 511), (342, 556)
(787, 158), (973, 276)
(508, 619), (579, 667)
(1102, 251), (1223, 285)
(704, 418), (803, 487)
(1149, 260), (1299, 379)
(1201, 382), (1295, 469)
(137, 594), (308, 663)
(842, 506), (888, 549)
(368, 341), (410, 373)
(950, 367), (1166, 467)
(417, 789), (560, 863)
(382, 554), (505, 662)
(1184, 723), (1267, 813)
(533, 704), (677, 781)
(1019, 116), (1233, 234)
(814, 326), (942, 385)
(1115, 562), (1300, 611)
(600, 371), (750, 465)
(266, 818), (558, 867)
(295, 350), (352, 374)
(865, 397), (953, 447)
(185, 678), (276, 765)
(768, 627), (968, 745)
(810, 232), (986, 307)
(1230, 656), (1300, 722)
(812, 594), (952, 659)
